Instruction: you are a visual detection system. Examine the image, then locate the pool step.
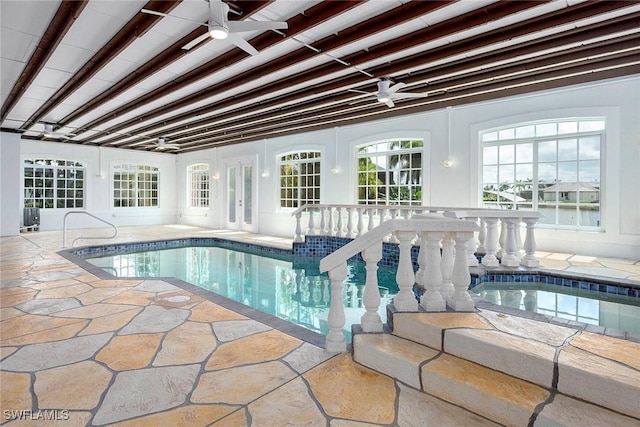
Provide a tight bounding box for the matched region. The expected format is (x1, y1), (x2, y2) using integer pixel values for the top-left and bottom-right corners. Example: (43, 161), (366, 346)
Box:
(352, 310), (640, 425)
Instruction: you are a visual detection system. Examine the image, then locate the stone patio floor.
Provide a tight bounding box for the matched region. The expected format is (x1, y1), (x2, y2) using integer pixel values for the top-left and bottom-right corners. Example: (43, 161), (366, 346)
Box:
(1, 225), (639, 426)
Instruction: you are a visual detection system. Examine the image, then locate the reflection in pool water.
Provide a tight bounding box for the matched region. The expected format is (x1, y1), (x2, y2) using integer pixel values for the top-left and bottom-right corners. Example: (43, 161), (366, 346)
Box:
(470, 282), (640, 333)
(86, 245), (399, 340)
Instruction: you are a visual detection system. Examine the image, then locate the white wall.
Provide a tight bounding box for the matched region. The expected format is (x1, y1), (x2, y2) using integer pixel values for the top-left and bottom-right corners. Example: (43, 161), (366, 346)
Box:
(177, 76), (640, 259)
(2, 76), (638, 258)
(0, 132), (21, 236)
(17, 141), (179, 231)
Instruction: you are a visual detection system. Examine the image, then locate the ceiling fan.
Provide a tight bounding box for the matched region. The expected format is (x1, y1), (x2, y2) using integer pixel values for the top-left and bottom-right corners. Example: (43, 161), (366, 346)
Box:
(151, 137), (180, 151)
(142, 0), (288, 56)
(349, 79), (430, 108)
(39, 123), (76, 139)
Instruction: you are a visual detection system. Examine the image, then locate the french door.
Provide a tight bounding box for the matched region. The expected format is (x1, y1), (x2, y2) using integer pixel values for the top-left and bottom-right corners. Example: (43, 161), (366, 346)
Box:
(226, 160), (255, 232)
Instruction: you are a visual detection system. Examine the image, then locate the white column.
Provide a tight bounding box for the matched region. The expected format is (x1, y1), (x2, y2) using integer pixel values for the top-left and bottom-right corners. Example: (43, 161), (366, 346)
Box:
(326, 262), (347, 352)
(481, 217), (500, 267)
(294, 212), (303, 242)
(440, 232), (455, 302)
(392, 230), (419, 311)
(501, 218), (520, 267)
(520, 217), (540, 267)
(419, 231), (446, 312)
(449, 231), (475, 311)
(360, 242), (383, 332)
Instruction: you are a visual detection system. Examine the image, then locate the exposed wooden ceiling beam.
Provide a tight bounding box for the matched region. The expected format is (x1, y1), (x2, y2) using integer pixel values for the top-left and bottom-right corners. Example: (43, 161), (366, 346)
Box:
(0, 0), (88, 123)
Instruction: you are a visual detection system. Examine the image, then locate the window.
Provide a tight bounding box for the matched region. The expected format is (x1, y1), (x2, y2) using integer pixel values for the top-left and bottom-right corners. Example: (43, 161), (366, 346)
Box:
(481, 119), (603, 229)
(187, 164), (210, 208)
(279, 151), (321, 208)
(356, 139), (423, 205)
(113, 164), (159, 207)
(23, 159), (85, 209)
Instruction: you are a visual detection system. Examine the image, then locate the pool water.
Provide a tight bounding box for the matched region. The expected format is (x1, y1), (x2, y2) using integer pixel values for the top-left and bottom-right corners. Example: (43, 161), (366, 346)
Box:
(86, 245), (399, 340)
(471, 282), (640, 333)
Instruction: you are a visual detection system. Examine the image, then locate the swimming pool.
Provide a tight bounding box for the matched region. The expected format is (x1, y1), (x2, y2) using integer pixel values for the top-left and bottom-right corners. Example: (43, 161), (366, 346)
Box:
(68, 237), (639, 339)
(84, 244), (398, 341)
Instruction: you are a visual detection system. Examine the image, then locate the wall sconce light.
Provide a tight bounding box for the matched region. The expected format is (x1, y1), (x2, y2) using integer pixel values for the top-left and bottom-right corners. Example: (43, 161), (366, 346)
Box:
(440, 160), (454, 168)
(212, 172), (220, 180)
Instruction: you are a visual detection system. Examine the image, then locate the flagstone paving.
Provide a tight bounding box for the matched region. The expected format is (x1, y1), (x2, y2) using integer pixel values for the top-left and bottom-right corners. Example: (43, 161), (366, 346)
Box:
(1, 226), (639, 426)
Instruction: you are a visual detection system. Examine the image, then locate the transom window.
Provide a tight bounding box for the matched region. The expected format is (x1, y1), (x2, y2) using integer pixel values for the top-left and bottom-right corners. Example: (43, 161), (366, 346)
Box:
(187, 164), (210, 208)
(481, 118), (603, 229)
(279, 151), (321, 208)
(113, 164), (159, 207)
(23, 159), (85, 209)
(356, 139), (423, 205)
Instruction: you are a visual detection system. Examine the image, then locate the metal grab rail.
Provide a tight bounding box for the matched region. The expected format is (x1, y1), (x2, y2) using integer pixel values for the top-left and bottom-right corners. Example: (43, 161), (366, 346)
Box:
(63, 211), (118, 247)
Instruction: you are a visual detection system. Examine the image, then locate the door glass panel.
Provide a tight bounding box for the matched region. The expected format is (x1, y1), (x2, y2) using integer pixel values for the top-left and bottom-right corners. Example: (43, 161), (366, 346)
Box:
(243, 165), (252, 225)
(228, 167), (236, 223)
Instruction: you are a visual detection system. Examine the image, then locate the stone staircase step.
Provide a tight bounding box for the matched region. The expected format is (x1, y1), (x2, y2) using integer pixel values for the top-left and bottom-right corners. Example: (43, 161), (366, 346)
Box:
(353, 333), (438, 389)
(354, 333), (639, 427)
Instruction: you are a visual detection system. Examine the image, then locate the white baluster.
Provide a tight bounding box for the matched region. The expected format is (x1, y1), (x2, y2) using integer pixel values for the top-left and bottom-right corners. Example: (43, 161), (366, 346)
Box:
(515, 218), (523, 261)
(366, 208), (374, 233)
(361, 242), (383, 332)
(294, 211), (303, 242)
(307, 207), (316, 235)
(392, 230), (419, 311)
(477, 218), (486, 253)
(520, 217), (540, 267)
(449, 231), (475, 311)
(481, 217), (500, 267)
(356, 208), (364, 237)
(440, 232), (455, 302)
(346, 207), (354, 238)
(501, 218), (520, 267)
(320, 207), (327, 235)
(419, 231), (446, 312)
(328, 207), (336, 237)
(326, 262), (347, 352)
(388, 209), (399, 243)
(497, 219), (507, 259)
(336, 207), (344, 237)
(465, 218), (479, 266)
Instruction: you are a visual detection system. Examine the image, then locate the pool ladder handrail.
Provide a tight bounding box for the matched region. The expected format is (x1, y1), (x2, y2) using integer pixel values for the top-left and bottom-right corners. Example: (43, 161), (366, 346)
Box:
(63, 211), (118, 248)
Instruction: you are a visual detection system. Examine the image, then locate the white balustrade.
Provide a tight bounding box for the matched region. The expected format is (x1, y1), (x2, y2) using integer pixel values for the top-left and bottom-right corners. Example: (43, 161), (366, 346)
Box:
(319, 217), (478, 352)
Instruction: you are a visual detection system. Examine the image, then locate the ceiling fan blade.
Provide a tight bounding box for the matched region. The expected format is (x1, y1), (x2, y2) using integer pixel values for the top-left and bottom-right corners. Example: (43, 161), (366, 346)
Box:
(384, 99), (395, 108)
(182, 32), (212, 50)
(209, 0), (227, 26)
(227, 33), (258, 56)
(392, 92), (429, 99)
(348, 89), (372, 95)
(227, 20), (288, 33)
(141, 8), (170, 18)
(387, 82), (406, 94)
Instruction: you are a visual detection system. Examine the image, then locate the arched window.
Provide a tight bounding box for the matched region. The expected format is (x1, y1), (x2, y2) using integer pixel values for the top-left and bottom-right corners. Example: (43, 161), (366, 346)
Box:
(356, 139), (423, 205)
(23, 159), (85, 209)
(278, 151), (321, 208)
(113, 164), (159, 207)
(187, 164), (210, 208)
(481, 118), (603, 229)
